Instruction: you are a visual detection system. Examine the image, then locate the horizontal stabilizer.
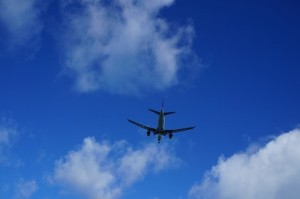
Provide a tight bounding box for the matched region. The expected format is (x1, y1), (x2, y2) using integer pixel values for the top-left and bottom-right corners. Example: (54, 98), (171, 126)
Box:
(149, 109), (175, 116)
(149, 109), (160, 115)
(164, 111), (175, 116)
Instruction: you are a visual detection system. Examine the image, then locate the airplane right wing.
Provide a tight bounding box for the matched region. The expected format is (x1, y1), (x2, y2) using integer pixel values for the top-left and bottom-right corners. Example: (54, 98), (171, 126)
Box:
(127, 119), (156, 132)
(164, 126), (195, 134)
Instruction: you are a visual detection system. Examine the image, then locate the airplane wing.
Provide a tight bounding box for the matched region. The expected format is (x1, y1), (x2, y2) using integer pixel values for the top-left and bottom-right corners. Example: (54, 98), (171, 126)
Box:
(127, 119), (156, 132)
(164, 126), (195, 134)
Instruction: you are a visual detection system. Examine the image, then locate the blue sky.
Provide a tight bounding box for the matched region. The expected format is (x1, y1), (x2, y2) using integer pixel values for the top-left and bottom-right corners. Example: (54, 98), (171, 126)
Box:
(1, 0), (300, 199)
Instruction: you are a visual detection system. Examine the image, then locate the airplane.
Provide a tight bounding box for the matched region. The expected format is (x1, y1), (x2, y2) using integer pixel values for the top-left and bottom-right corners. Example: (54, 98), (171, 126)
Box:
(127, 102), (195, 143)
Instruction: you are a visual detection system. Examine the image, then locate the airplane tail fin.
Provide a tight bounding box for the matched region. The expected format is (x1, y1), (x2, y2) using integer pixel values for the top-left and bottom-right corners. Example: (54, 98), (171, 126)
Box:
(161, 98), (175, 115)
(149, 99), (175, 115)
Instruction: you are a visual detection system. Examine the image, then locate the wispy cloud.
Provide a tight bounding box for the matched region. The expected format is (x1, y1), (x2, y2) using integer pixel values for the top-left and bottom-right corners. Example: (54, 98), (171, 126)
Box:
(189, 128), (300, 199)
(50, 137), (180, 199)
(0, 0), (42, 48)
(14, 179), (38, 199)
(60, 0), (197, 94)
(0, 117), (18, 164)
(0, 125), (16, 146)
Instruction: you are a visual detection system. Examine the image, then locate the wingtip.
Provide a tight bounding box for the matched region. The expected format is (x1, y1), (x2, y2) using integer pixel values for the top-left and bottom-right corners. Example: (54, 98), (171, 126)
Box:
(190, 126), (196, 130)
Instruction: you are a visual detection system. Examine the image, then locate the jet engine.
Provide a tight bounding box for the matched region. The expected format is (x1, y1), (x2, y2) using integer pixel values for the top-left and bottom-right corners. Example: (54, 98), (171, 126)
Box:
(147, 130), (151, 136)
(169, 133), (173, 139)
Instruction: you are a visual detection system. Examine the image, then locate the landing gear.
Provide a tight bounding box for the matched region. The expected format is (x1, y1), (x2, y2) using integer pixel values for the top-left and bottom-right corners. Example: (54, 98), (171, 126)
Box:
(158, 135), (162, 143)
(169, 133), (173, 139)
(147, 130), (151, 136)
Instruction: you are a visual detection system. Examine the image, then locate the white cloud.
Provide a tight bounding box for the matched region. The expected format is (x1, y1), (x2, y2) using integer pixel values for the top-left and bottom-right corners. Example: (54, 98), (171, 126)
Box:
(61, 0), (197, 94)
(50, 137), (179, 199)
(189, 128), (300, 199)
(0, 118), (18, 163)
(0, 0), (42, 47)
(0, 127), (16, 146)
(14, 179), (38, 199)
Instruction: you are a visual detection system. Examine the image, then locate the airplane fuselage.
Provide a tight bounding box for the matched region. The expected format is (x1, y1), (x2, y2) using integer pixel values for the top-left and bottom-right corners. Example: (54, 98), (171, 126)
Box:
(157, 110), (165, 132)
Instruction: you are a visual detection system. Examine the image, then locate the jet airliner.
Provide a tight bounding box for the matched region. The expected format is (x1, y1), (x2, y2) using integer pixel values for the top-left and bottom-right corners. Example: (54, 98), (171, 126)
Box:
(128, 103), (195, 143)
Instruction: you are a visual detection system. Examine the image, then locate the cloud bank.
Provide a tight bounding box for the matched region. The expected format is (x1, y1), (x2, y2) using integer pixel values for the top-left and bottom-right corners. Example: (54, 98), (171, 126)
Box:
(189, 129), (300, 199)
(61, 0), (196, 94)
(50, 137), (179, 199)
(0, 0), (42, 47)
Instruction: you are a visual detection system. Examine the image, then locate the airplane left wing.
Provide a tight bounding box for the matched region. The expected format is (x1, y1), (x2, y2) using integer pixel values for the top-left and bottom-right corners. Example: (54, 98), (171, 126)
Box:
(164, 126), (195, 134)
(127, 119), (156, 132)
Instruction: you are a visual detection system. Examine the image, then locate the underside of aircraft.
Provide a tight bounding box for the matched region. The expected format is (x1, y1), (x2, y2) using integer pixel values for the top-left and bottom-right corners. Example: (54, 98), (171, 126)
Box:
(128, 104), (195, 143)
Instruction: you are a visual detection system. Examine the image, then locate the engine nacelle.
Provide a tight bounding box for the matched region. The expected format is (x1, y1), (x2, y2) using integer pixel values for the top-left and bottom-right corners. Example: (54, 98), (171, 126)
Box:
(147, 130), (151, 136)
(169, 133), (173, 139)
